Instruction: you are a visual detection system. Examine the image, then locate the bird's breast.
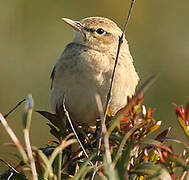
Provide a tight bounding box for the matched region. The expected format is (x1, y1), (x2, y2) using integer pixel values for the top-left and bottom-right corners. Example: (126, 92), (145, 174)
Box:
(50, 42), (139, 125)
(50, 46), (112, 121)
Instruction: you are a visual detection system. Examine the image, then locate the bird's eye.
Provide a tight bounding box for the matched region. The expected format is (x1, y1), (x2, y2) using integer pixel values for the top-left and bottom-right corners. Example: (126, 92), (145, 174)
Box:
(96, 28), (105, 35)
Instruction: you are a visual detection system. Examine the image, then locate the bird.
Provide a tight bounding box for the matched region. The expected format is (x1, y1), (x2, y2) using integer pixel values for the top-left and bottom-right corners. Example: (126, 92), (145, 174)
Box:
(50, 17), (139, 126)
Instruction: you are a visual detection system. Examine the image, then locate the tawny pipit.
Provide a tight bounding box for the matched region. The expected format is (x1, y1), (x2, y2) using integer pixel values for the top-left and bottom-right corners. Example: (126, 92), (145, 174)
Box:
(50, 17), (139, 125)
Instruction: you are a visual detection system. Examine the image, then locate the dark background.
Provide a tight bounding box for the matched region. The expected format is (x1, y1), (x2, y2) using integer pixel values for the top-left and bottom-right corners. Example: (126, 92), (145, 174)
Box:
(0, 0), (189, 171)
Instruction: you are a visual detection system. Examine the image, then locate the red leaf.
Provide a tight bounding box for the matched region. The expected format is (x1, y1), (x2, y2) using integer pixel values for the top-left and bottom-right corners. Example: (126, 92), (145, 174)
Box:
(157, 149), (166, 163)
(155, 144), (172, 153)
(146, 108), (154, 119)
(155, 128), (171, 143)
(120, 115), (130, 122)
(172, 103), (185, 120)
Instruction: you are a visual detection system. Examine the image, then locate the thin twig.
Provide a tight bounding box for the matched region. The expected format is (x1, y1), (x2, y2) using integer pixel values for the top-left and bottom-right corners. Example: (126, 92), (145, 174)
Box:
(91, 94), (112, 179)
(24, 130), (38, 180)
(97, 94), (113, 166)
(122, 0), (136, 35)
(0, 113), (28, 163)
(7, 172), (13, 180)
(95, 94), (105, 157)
(103, 0), (136, 125)
(62, 97), (94, 166)
(23, 95), (38, 180)
(4, 99), (26, 118)
(92, 1), (136, 178)
(0, 159), (19, 173)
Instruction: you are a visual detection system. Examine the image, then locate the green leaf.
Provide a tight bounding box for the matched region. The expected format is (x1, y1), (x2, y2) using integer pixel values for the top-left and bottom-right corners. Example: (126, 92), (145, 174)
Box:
(36, 110), (57, 121)
(128, 173), (137, 180)
(37, 149), (53, 180)
(167, 153), (189, 170)
(46, 123), (61, 140)
(53, 151), (62, 180)
(117, 141), (134, 180)
(158, 136), (189, 148)
(104, 156), (119, 180)
(134, 163), (171, 180)
(36, 110), (67, 135)
(140, 138), (162, 147)
(113, 124), (142, 166)
(72, 154), (95, 180)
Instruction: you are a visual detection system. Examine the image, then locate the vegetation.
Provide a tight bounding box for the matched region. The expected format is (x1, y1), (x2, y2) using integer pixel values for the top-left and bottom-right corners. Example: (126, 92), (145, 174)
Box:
(0, 92), (189, 180)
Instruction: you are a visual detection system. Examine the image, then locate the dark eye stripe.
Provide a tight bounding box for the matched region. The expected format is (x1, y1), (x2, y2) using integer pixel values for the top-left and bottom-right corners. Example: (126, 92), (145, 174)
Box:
(83, 27), (108, 36)
(84, 27), (95, 33)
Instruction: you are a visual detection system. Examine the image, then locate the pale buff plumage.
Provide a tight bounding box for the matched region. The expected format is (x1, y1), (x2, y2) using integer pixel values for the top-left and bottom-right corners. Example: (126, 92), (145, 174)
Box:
(50, 17), (139, 125)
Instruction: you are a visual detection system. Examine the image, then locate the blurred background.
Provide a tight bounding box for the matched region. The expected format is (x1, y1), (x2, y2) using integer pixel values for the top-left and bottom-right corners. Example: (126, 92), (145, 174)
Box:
(0, 0), (189, 171)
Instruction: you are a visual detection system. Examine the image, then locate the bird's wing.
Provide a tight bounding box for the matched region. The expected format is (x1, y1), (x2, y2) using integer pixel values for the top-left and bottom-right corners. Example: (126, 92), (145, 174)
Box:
(50, 43), (86, 90)
(50, 65), (56, 89)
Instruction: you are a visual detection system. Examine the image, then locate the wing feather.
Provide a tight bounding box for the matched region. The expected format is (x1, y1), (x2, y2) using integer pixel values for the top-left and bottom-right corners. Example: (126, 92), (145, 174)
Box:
(50, 66), (56, 89)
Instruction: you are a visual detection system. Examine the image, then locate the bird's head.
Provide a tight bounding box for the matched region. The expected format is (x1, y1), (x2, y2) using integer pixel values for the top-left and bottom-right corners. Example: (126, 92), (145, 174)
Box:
(62, 17), (125, 52)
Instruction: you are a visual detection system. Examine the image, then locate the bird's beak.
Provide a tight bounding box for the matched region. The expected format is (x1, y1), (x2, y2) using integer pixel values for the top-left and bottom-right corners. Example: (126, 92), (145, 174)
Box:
(61, 18), (82, 32)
